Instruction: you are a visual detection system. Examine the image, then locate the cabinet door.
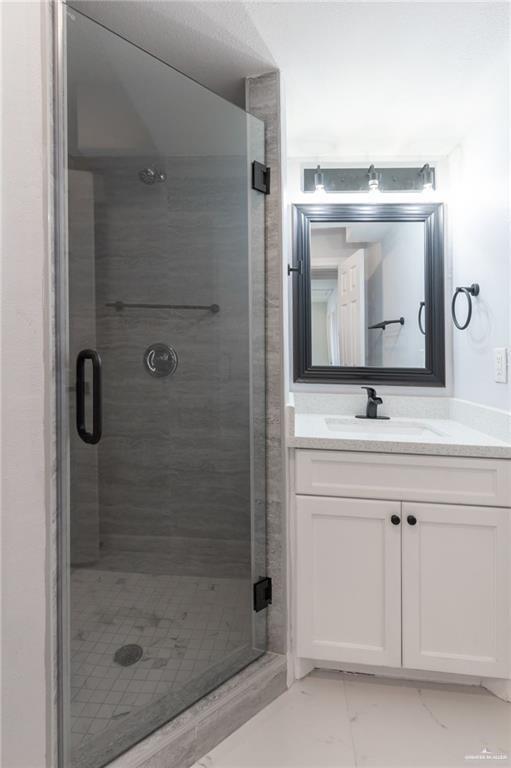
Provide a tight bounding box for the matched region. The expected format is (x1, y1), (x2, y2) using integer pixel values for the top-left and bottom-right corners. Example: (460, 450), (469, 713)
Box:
(296, 495), (402, 667)
(402, 502), (510, 677)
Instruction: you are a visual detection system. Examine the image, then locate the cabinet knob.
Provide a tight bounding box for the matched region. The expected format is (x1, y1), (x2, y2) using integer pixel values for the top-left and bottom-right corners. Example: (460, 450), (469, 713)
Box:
(407, 514), (417, 526)
(391, 514), (401, 525)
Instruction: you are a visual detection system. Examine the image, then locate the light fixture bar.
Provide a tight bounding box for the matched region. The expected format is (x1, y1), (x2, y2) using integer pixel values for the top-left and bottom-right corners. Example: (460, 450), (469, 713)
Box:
(303, 166), (436, 193)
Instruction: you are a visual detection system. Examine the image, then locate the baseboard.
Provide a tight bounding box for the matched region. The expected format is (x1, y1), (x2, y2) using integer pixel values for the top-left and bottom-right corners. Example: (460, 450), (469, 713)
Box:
(296, 657), (494, 690)
(106, 652), (287, 768)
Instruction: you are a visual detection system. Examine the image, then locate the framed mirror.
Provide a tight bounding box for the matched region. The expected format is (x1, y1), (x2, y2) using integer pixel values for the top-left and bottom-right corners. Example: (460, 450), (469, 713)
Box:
(292, 203), (445, 385)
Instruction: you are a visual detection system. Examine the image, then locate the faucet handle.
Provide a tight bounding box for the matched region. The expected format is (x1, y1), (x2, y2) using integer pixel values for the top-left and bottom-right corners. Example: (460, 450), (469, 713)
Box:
(361, 386), (382, 404)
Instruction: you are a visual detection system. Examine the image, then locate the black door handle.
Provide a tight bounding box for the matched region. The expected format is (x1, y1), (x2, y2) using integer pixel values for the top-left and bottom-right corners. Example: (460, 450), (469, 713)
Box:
(391, 515), (401, 525)
(76, 349), (102, 444)
(407, 514), (417, 526)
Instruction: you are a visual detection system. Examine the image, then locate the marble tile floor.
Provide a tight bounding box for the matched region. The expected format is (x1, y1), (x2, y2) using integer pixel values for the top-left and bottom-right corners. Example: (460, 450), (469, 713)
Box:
(192, 670), (511, 767)
(70, 568), (251, 755)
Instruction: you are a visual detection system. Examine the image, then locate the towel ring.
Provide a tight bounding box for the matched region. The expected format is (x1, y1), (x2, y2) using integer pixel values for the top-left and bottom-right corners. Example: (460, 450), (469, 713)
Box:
(451, 283), (479, 330)
(418, 301), (426, 335)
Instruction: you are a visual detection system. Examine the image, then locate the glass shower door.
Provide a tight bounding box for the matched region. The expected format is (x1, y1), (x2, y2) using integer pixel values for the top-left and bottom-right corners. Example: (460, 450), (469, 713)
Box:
(60, 8), (266, 768)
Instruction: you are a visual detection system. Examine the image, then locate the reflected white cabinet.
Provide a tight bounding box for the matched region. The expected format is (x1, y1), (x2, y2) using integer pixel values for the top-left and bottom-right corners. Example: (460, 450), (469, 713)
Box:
(296, 496), (402, 667)
(402, 502), (510, 677)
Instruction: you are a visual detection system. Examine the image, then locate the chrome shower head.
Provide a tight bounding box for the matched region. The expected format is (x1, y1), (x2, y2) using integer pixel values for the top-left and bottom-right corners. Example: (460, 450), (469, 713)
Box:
(138, 167), (167, 185)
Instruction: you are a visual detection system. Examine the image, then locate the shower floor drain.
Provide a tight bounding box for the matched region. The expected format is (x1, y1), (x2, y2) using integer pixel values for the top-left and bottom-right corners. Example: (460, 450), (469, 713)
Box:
(114, 644), (143, 667)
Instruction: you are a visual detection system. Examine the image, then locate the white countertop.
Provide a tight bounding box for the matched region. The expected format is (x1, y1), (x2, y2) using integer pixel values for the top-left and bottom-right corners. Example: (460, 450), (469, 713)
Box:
(288, 410), (511, 459)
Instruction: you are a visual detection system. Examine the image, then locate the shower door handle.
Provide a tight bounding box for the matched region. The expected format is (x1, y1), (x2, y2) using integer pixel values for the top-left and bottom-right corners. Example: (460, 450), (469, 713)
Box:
(76, 349), (102, 444)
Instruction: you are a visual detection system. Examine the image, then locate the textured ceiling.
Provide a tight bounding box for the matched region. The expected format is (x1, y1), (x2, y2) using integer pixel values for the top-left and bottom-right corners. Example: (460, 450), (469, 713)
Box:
(244, 1), (509, 157)
(70, 1), (509, 157)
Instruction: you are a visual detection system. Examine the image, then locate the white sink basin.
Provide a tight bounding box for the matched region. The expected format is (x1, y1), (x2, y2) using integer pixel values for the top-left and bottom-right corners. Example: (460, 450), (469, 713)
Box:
(324, 417), (446, 439)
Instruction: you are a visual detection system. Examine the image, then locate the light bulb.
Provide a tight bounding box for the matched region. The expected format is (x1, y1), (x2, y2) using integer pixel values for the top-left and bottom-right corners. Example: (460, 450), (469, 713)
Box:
(367, 164), (380, 193)
(420, 163), (434, 192)
(314, 164), (325, 192)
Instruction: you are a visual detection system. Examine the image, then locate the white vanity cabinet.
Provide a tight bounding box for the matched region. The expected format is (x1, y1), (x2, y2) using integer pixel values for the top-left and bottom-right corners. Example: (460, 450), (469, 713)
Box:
(296, 496), (402, 667)
(294, 450), (511, 679)
(402, 502), (509, 677)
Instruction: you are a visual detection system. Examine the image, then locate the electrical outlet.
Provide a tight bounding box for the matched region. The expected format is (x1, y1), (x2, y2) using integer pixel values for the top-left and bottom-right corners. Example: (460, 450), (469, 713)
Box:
(494, 348), (508, 383)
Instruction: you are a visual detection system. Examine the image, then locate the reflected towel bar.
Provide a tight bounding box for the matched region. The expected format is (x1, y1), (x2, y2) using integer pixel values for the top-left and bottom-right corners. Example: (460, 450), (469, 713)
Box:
(368, 317), (405, 331)
(106, 301), (220, 313)
(418, 301), (426, 335)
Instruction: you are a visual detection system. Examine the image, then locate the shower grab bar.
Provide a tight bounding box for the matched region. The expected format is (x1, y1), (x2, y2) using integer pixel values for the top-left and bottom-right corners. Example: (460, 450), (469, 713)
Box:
(106, 301), (220, 314)
(76, 349), (102, 445)
(105, 301), (220, 315)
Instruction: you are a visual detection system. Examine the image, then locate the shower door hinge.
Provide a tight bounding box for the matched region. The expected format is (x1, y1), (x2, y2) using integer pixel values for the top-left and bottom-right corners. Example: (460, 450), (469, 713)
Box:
(287, 260), (303, 276)
(253, 577), (272, 612)
(252, 161), (271, 195)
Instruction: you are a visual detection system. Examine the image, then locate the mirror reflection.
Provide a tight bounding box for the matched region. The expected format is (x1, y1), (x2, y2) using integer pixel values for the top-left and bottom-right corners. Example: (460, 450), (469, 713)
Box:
(310, 221), (426, 368)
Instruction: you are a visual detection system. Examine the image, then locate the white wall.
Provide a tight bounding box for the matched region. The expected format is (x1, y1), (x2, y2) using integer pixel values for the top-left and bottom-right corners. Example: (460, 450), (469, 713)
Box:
(448, 50), (511, 412)
(0, 3), (54, 767)
(284, 13), (509, 410)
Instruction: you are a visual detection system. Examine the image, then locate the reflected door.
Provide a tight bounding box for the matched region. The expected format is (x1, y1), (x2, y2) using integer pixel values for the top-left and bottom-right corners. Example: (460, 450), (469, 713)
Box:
(340, 249), (365, 365)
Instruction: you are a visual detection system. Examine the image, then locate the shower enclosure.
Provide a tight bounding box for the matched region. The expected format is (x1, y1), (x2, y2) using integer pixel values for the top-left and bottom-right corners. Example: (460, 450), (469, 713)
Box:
(56, 8), (267, 768)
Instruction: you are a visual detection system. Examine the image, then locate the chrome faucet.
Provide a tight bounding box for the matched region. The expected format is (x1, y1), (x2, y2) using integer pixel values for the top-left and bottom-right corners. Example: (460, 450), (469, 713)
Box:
(357, 386), (389, 420)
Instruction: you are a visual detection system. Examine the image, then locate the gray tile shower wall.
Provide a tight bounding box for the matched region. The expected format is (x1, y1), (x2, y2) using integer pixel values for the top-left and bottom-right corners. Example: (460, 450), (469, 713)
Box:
(69, 169), (100, 565)
(246, 73), (287, 655)
(87, 154), (253, 577)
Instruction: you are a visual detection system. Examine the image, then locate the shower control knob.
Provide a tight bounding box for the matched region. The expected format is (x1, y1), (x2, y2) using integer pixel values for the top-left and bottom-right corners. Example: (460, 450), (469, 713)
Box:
(390, 515), (401, 525)
(407, 514), (417, 526)
(143, 343), (178, 377)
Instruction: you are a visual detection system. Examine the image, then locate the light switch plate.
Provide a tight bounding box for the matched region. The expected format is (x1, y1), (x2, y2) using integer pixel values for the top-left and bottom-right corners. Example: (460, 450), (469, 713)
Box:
(494, 348), (508, 383)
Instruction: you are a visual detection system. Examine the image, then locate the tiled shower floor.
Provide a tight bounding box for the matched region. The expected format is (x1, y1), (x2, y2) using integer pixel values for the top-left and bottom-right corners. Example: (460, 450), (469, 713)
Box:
(70, 569), (251, 752)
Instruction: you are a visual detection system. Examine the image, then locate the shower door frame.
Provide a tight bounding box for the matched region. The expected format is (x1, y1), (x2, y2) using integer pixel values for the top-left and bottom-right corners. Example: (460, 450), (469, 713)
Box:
(53, 2), (71, 766)
(52, 5), (268, 767)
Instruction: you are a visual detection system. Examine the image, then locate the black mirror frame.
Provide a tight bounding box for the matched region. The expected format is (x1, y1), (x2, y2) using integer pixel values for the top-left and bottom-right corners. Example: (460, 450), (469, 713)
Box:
(292, 203), (445, 386)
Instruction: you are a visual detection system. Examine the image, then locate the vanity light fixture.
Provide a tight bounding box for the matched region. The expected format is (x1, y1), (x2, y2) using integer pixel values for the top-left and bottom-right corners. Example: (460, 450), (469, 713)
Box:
(314, 164), (325, 192)
(367, 164), (380, 193)
(303, 165), (436, 193)
(420, 163), (434, 191)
